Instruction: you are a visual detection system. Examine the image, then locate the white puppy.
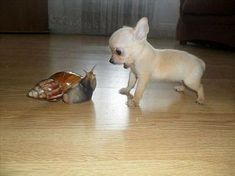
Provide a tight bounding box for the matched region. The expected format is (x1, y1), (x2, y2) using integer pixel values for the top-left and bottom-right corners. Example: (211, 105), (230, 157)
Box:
(109, 17), (205, 107)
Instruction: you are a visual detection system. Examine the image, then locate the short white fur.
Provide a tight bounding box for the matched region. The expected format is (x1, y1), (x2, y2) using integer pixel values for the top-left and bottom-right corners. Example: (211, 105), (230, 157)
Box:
(109, 17), (205, 107)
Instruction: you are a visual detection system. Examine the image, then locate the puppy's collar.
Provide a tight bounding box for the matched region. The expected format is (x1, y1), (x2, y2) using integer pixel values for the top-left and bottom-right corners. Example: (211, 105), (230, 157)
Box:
(123, 63), (133, 69)
(123, 63), (129, 69)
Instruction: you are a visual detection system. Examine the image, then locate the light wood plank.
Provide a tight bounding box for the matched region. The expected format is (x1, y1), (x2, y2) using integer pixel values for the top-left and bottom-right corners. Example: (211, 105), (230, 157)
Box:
(0, 35), (234, 176)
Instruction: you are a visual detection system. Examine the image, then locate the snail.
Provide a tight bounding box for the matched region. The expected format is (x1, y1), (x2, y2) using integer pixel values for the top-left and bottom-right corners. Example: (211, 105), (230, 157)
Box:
(27, 66), (96, 104)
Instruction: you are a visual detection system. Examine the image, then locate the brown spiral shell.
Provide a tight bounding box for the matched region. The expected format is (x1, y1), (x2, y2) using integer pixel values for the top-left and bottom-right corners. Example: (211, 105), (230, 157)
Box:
(28, 71), (82, 101)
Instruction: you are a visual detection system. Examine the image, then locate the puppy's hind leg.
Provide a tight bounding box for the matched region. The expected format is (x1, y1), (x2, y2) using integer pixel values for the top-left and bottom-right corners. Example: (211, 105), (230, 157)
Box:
(196, 84), (204, 104)
(184, 78), (205, 105)
(174, 82), (185, 92)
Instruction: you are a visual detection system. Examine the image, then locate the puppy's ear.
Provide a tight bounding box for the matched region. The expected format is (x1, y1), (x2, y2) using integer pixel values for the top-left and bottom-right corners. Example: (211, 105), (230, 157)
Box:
(134, 17), (149, 40)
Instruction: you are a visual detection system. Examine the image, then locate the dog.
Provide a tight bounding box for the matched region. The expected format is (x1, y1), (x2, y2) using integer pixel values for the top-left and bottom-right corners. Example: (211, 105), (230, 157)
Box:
(109, 17), (205, 107)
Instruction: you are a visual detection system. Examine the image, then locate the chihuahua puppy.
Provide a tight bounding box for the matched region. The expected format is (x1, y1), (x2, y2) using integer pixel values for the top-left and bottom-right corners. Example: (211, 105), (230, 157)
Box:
(109, 17), (205, 107)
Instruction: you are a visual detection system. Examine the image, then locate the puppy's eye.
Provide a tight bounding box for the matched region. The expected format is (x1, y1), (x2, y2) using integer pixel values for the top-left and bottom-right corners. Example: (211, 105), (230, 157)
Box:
(116, 49), (122, 55)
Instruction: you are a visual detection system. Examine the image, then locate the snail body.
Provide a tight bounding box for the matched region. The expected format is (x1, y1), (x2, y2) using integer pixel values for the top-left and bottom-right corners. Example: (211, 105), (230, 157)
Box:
(28, 66), (96, 103)
(63, 69), (96, 104)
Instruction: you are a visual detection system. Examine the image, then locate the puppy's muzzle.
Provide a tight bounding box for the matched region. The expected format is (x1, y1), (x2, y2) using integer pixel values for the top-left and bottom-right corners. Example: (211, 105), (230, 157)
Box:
(109, 58), (115, 64)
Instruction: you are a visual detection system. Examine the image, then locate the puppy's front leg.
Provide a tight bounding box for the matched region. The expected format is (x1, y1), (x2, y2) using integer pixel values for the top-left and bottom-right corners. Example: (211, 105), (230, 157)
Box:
(127, 75), (149, 107)
(119, 71), (137, 98)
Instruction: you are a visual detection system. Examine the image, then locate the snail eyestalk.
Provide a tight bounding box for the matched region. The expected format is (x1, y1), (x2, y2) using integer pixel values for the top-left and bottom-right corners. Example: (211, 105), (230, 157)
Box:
(90, 65), (96, 72)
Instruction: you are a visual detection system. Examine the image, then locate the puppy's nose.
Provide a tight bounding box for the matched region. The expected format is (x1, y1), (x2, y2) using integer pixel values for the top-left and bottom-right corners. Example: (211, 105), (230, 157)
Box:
(109, 58), (114, 64)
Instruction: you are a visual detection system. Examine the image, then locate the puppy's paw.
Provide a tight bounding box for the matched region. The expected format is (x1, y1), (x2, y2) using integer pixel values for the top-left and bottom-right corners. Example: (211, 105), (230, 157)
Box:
(127, 93), (134, 99)
(174, 85), (185, 92)
(119, 88), (129, 95)
(195, 98), (205, 105)
(126, 99), (139, 107)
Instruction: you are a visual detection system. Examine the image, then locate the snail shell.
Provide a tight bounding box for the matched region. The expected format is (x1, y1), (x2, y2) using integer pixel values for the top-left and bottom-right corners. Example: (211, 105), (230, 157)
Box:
(28, 71), (82, 101)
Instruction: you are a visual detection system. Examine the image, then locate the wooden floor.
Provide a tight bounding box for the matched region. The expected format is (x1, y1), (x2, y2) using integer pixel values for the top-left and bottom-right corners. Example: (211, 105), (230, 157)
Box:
(0, 35), (234, 176)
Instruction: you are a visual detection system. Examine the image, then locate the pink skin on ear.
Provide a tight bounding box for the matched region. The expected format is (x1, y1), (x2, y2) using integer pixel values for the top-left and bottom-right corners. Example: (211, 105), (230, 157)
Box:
(134, 17), (149, 40)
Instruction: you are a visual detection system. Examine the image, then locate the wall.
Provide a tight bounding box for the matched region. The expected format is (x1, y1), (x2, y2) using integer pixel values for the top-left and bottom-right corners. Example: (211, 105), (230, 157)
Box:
(48, 0), (179, 38)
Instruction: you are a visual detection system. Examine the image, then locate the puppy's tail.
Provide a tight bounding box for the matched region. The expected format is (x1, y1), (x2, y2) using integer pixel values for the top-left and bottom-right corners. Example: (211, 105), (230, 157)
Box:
(202, 60), (206, 72)
(199, 59), (206, 72)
